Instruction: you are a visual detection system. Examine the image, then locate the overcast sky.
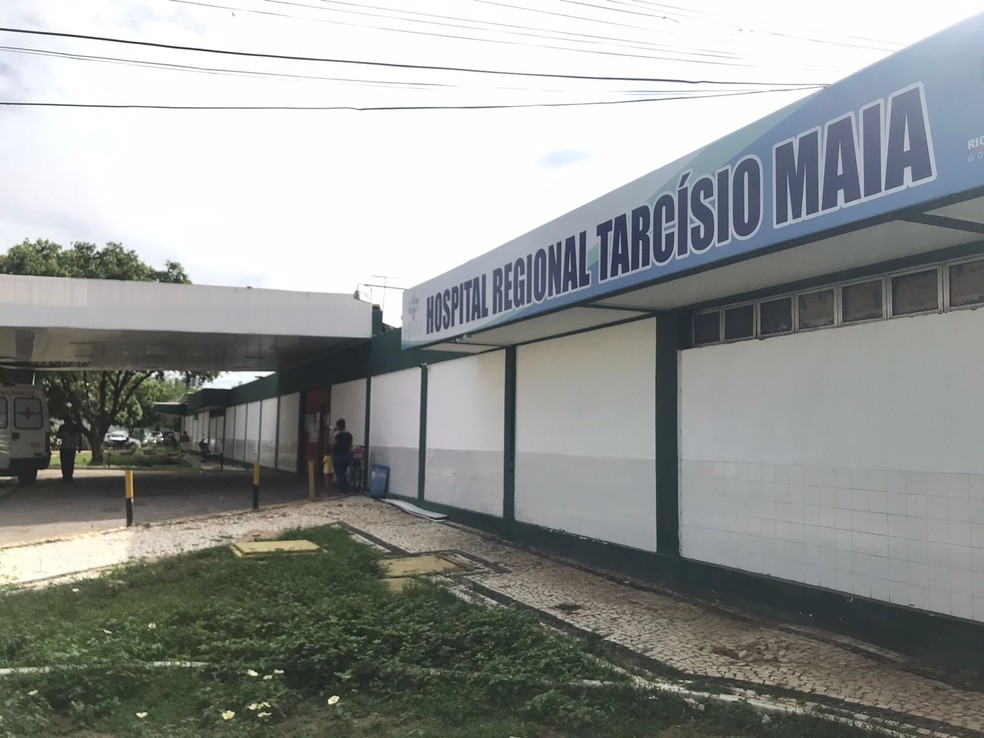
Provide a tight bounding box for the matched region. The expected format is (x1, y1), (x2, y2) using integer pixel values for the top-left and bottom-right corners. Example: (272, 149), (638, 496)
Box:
(1, 0), (981, 334)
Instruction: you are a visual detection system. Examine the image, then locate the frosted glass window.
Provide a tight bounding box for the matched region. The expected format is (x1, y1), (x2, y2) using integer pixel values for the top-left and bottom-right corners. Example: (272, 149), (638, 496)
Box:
(949, 259), (984, 307)
(724, 304), (754, 340)
(759, 297), (792, 336)
(798, 289), (835, 329)
(842, 280), (883, 323)
(693, 312), (720, 345)
(891, 269), (938, 316)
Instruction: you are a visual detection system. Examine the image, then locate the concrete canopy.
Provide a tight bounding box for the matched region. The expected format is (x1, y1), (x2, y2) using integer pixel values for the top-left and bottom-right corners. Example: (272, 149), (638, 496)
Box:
(0, 275), (374, 371)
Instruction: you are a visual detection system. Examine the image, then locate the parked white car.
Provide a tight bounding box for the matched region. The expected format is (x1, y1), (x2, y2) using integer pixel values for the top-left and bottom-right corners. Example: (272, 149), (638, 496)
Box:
(105, 429), (140, 449)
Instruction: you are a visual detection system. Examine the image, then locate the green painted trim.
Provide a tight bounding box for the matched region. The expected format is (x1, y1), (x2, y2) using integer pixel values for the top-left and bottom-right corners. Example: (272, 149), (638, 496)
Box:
(654, 312), (679, 556)
(273, 395), (281, 471)
(383, 492), (512, 538)
(184, 389), (230, 413)
(363, 376), (372, 476)
(153, 402), (187, 417)
(228, 373), (280, 406)
(903, 213), (984, 235)
(503, 346), (517, 525)
(581, 303), (652, 313)
(370, 327), (465, 376)
(418, 365), (427, 502)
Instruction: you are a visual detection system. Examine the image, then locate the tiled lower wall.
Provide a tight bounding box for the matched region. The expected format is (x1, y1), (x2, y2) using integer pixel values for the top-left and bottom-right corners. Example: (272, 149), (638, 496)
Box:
(679, 459), (984, 622)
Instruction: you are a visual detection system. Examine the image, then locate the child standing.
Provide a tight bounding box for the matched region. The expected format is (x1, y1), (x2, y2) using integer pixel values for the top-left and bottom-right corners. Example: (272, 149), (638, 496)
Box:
(322, 448), (334, 493)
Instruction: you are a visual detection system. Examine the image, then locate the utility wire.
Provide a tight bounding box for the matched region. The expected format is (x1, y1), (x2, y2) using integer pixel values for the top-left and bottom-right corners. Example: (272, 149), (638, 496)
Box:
(167, 0), (892, 76)
(0, 26), (827, 87)
(0, 86), (821, 111)
(261, 0), (876, 72)
(0, 44), (816, 95)
(0, 45), (460, 90)
(626, 0), (901, 51)
(256, 0), (742, 62)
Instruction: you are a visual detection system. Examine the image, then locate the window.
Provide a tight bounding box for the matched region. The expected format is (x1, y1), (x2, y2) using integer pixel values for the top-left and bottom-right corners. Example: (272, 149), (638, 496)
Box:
(724, 304), (754, 340)
(759, 297), (792, 336)
(14, 398), (43, 430)
(841, 280), (883, 323)
(949, 259), (984, 307)
(693, 311), (721, 345)
(688, 253), (984, 347)
(891, 269), (939, 315)
(0, 398), (6, 429)
(798, 289), (835, 329)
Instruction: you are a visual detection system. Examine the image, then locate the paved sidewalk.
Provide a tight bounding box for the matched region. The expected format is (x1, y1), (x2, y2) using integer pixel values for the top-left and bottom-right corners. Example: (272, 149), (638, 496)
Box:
(1, 496), (981, 737)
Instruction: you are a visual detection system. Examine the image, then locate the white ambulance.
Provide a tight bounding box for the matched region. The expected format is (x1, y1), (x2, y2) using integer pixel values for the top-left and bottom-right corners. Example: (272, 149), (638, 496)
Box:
(0, 385), (51, 484)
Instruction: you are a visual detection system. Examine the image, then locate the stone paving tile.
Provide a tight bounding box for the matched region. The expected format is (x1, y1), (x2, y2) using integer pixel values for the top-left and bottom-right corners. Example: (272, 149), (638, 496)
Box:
(333, 500), (984, 736)
(2, 496), (982, 736)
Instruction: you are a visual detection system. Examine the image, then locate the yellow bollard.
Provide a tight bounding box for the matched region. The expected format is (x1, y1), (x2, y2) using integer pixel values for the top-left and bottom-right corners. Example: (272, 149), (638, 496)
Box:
(307, 459), (316, 500)
(125, 469), (134, 526)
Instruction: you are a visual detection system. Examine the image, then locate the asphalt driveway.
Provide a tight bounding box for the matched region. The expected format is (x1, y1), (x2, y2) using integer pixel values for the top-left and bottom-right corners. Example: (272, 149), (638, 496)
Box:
(0, 466), (313, 546)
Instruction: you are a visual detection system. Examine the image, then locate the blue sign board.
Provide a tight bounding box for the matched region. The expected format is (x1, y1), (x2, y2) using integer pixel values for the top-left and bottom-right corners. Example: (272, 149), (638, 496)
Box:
(403, 13), (984, 348)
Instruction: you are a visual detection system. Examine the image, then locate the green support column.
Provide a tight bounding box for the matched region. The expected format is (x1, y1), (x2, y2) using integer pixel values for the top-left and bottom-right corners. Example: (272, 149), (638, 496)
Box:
(655, 312), (680, 556)
(418, 365), (428, 501)
(503, 346), (517, 527)
(363, 377), (372, 486)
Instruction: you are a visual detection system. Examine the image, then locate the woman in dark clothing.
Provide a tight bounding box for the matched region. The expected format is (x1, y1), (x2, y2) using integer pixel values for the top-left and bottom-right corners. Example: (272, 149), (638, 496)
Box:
(331, 419), (354, 493)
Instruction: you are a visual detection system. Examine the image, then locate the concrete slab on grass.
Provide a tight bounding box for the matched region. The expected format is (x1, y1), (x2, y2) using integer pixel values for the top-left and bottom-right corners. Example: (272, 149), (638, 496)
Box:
(380, 554), (459, 577)
(232, 539), (322, 557)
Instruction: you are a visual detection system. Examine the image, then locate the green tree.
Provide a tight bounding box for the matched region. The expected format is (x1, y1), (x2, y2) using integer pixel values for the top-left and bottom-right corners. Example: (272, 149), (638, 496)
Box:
(0, 239), (211, 463)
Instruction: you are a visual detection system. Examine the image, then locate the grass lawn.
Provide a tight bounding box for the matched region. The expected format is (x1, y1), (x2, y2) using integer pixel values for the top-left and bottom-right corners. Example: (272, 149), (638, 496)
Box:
(0, 526), (883, 737)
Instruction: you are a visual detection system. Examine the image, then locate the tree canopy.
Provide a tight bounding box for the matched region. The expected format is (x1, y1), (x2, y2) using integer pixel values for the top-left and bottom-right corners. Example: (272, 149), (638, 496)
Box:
(0, 239), (210, 462)
(0, 239), (190, 283)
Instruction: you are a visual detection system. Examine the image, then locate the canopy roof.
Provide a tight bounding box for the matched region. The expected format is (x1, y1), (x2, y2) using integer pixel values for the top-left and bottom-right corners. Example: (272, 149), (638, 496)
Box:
(0, 275), (374, 371)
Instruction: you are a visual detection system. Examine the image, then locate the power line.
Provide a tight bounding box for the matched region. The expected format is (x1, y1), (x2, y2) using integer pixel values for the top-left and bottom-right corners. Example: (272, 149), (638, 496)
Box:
(626, 0), (900, 51)
(0, 26), (827, 87)
(0, 45), (461, 90)
(254, 0), (746, 64)
(168, 0), (887, 76)
(0, 86), (820, 111)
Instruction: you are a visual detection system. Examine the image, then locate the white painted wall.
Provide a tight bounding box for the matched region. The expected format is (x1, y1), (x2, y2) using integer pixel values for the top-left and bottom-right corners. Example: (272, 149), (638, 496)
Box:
(680, 309), (984, 623)
(369, 368), (420, 498)
(330, 379), (367, 446)
(515, 319), (657, 550)
(209, 415), (224, 454)
(259, 397), (278, 468)
(426, 351), (505, 516)
(277, 393), (299, 472)
(245, 400), (261, 462)
(223, 406), (236, 459)
(233, 403), (247, 461)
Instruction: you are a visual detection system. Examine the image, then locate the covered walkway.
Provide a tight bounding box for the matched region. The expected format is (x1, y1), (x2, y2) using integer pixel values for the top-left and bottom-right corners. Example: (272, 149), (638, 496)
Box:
(0, 274), (374, 371)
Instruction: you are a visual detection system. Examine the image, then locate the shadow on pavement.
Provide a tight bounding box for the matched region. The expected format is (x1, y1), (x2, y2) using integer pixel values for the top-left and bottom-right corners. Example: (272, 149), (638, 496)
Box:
(0, 467), (313, 546)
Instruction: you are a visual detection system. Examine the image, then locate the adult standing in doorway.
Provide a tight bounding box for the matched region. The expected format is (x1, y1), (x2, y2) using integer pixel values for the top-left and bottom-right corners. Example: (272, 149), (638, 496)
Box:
(331, 419), (354, 493)
(56, 420), (82, 482)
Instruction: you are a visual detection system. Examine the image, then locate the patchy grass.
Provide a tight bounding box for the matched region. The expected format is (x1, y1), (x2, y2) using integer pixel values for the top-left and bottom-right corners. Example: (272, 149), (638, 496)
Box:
(0, 526), (885, 737)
